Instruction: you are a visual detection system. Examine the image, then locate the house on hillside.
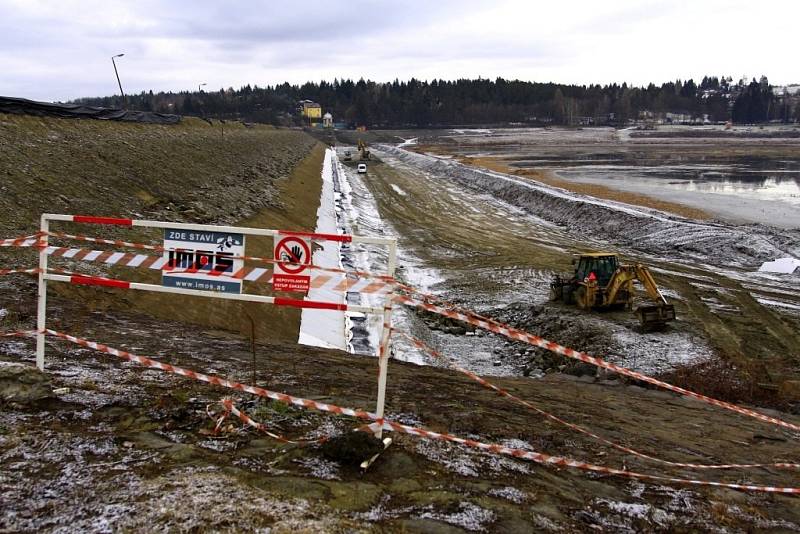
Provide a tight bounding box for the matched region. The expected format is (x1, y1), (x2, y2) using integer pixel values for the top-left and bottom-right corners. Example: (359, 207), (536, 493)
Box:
(323, 112), (333, 128)
(299, 99), (322, 126)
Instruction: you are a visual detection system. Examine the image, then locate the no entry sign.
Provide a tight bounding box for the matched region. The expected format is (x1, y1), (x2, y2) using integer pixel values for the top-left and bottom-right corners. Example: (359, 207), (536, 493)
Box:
(273, 236), (311, 292)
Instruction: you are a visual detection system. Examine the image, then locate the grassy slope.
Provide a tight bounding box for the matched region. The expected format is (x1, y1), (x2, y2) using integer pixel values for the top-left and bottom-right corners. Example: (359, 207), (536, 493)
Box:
(122, 144), (326, 342)
(0, 113), (323, 342)
(0, 113), (315, 235)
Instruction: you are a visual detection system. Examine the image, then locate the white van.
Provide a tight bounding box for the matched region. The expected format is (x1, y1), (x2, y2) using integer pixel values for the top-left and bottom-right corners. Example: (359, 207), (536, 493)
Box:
(357, 163), (367, 174)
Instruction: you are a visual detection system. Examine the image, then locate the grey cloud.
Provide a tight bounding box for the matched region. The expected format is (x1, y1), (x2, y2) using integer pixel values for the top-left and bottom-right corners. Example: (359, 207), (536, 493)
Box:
(0, 0), (797, 102)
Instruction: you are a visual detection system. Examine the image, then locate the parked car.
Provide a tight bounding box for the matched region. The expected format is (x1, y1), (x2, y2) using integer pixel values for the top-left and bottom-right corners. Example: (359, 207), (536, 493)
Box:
(357, 163), (367, 174)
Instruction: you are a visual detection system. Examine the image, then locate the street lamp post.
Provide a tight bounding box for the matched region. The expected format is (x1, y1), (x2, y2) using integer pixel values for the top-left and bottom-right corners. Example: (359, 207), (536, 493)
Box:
(111, 53), (126, 109)
(198, 82), (207, 93)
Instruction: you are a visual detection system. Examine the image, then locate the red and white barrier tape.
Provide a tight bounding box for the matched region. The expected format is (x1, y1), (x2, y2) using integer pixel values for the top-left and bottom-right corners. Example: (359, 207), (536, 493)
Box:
(48, 231), (161, 251)
(40, 241), (394, 293)
(393, 329), (799, 471)
(361, 420), (800, 494)
(32, 329), (800, 494)
(0, 268), (42, 276)
(0, 267), (86, 278)
(0, 330), (37, 338)
(395, 294), (800, 434)
(44, 329), (378, 418)
(43, 245), (394, 295)
(1, 230), (390, 287)
(0, 234), (44, 248)
(218, 399), (329, 445)
(46, 231), (389, 281)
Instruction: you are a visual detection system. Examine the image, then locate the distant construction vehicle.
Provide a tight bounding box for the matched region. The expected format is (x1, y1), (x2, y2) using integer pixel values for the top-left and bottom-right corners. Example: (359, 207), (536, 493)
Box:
(343, 150), (352, 161)
(550, 253), (676, 330)
(357, 139), (371, 160)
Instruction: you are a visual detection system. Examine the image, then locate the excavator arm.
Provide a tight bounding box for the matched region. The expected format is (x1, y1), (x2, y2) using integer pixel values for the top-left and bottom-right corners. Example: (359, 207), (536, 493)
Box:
(603, 266), (636, 307)
(633, 264), (669, 305)
(603, 264), (675, 330)
(632, 263), (675, 329)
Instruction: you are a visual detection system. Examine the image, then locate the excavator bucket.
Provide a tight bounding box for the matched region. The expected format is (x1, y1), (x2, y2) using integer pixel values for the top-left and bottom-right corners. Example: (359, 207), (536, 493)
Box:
(635, 304), (676, 330)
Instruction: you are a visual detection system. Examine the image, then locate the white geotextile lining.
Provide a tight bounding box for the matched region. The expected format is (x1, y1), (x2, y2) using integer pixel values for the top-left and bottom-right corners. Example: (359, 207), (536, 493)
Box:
(298, 149), (347, 351)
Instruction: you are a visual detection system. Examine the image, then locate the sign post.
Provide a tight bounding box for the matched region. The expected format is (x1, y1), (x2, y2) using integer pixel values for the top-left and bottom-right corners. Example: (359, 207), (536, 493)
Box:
(35, 214), (49, 370)
(273, 235), (311, 293)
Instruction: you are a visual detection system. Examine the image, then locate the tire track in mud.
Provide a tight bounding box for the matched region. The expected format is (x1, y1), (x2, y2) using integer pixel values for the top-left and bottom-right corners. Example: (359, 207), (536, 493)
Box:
(379, 144), (800, 267)
(346, 148), (713, 375)
(364, 145), (800, 379)
(330, 157), (373, 355)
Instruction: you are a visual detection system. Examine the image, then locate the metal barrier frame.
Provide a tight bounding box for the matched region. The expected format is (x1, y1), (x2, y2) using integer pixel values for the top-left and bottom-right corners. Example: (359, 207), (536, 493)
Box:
(36, 213), (397, 435)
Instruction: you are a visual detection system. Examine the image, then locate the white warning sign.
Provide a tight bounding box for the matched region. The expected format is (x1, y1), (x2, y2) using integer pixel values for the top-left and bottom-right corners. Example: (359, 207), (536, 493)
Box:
(162, 228), (245, 293)
(273, 235), (311, 292)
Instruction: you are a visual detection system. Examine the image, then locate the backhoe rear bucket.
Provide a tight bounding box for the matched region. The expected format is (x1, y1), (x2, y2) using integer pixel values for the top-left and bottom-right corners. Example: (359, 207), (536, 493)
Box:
(635, 304), (676, 330)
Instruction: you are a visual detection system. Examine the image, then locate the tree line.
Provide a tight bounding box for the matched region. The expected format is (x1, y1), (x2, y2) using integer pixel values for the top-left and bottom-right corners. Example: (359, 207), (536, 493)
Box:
(75, 75), (800, 127)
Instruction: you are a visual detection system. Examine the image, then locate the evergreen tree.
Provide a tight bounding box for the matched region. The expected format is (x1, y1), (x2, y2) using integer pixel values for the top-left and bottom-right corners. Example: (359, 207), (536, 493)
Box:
(72, 74), (780, 127)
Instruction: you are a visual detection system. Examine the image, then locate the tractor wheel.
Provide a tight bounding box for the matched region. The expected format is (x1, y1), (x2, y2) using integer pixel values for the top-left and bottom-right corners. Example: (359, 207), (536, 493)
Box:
(575, 286), (589, 309)
(549, 284), (563, 302)
(562, 285), (576, 305)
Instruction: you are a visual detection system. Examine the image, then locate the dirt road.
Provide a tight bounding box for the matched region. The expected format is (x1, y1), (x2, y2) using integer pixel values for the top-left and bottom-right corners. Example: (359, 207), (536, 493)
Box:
(342, 144), (800, 390)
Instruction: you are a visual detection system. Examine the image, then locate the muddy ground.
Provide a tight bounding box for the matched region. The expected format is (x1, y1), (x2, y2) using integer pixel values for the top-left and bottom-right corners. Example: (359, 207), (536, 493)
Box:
(347, 139), (800, 395)
(0, 113), (327, 343)
(2, 285), (800, 532)
(0, 113), (316, 237)
(1, 120), (800, 532)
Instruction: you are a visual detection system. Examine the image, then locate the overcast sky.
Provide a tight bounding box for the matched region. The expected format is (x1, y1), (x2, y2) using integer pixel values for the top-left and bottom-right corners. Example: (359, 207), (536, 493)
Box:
(1, 0), (797, 102)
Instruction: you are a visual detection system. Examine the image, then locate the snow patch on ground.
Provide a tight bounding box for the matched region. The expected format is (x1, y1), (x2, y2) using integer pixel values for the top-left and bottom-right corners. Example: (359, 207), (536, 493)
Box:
(418, 501), (496, 531)
(759, 257), (800, 274)
(414, 436), (532, 477)
(596, 498), (677, 528)
(756, 297), (800, 313)
(607, 324), (712, 375)
(397, 137), (418, 147)
(293, 456), (341, 480)
(390, 183), (408, 196)
(487, 486), (527, 503)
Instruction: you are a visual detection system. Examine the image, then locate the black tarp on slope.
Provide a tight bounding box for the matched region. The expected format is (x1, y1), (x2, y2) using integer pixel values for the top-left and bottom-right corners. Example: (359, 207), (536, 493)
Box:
(0, 96), (181, 124)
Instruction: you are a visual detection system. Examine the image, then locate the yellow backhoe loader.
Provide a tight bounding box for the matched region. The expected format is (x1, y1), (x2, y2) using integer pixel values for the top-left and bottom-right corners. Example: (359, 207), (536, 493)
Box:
(550, 252), (676, 330)
(357, 139), (371, 160)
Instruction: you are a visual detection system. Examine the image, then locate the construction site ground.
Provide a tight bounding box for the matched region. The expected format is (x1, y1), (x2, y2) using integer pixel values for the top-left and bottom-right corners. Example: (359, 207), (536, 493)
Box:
(341, 143), (800, 386)
(2, 118), (800, 532)
(2, 288), (800, 532)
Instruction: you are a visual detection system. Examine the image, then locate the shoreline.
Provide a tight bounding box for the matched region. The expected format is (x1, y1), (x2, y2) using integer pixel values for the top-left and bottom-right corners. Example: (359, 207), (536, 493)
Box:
(416, 146), (712, 221)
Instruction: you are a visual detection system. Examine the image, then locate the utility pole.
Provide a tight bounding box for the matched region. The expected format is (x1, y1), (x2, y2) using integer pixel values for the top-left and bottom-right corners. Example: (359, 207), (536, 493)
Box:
(198, 82), (206, 93)
(111, 53), (126, 109)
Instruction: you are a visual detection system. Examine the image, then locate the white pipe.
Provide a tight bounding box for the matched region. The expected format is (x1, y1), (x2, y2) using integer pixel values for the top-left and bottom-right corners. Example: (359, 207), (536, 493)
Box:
(42, 274), (384, 314)
(374, 240), (398, 438)
(35, 216), (49, 370)
(42, 213), (394, 246)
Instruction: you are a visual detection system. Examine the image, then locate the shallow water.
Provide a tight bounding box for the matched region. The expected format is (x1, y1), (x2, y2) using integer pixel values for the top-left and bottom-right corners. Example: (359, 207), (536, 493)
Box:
(465, 143), (800, 227)
(528, 152), (796, 192)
